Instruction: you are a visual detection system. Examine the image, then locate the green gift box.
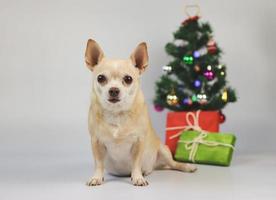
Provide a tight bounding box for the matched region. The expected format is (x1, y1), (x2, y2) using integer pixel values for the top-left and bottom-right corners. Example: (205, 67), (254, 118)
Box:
(174, 131), (236, 166)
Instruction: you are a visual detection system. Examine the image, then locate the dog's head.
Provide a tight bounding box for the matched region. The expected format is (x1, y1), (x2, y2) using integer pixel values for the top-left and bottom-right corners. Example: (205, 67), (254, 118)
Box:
(85, 39), (148, 112)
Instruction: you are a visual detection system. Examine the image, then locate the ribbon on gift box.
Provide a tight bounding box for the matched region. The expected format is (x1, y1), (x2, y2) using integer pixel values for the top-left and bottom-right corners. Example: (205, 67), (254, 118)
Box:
(166, 110), (234, 163)
(167, 110), (204, 139)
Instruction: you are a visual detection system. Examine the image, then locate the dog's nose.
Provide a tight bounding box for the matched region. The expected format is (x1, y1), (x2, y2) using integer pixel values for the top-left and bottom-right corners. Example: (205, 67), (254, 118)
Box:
(109, 87), (120, 98)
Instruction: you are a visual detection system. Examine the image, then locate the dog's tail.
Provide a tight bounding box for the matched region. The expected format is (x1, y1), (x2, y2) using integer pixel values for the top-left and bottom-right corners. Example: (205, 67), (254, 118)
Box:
(155, 144), (197, 172)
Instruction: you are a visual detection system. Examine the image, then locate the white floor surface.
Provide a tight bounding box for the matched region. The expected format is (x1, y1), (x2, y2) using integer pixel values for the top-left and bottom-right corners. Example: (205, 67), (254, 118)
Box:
(1, 153), (275, 200)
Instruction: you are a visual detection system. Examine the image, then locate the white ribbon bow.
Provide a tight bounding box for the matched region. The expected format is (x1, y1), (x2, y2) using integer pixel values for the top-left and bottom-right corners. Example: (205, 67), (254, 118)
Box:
(167, 110), (204, 140)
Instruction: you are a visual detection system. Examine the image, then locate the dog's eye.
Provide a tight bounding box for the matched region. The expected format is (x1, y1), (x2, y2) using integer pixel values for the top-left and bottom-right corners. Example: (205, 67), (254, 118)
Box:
(97, 74), (107, 84)
(123, 75), (133, 85)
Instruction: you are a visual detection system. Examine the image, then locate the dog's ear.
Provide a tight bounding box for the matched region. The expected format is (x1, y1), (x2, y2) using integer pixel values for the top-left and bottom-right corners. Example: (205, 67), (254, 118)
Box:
(130, 42), (149, 73)
(85, 39), (104, 71)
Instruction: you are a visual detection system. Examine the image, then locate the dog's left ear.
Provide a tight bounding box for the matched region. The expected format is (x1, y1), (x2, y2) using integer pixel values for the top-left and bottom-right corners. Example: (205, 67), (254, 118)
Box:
(130, 42), (149, 73)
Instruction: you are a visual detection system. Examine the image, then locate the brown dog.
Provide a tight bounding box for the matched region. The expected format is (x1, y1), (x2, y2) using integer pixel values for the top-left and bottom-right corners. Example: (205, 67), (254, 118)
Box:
(84, 39), (196, 186)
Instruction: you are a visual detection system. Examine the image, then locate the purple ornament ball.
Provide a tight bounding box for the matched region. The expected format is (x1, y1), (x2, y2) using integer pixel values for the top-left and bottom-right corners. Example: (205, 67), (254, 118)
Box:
(194, 79), (201, 88)
(183, 98), (192, 105)
(154, 104), (164, 112)
(204, 70), (215, 80)
(193, 51), (200, 58)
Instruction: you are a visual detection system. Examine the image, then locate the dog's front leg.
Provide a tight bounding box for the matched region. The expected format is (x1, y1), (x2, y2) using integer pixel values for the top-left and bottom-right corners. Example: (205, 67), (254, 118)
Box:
(131, 138), (148, 186)
(87, 137), (106, 186)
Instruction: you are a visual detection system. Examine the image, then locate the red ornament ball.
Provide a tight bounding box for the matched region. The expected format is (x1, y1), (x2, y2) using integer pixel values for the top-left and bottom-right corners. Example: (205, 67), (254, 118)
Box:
(154, 104), (164, 112)
(207, 39), (217, 54)
(207, 46), (217, 54)
(219, 112), (226, 123)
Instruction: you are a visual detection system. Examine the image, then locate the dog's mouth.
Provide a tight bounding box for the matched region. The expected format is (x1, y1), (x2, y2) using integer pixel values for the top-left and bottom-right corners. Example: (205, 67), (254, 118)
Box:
(108, 98), (120, 103)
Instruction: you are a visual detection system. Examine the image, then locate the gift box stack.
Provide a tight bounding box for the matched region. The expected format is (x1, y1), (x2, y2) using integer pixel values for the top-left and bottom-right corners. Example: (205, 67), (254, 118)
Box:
(165, 110), (236, 166)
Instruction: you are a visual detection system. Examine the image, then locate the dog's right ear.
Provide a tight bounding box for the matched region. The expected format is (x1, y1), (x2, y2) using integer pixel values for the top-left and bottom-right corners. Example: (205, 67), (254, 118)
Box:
(85, 39), (104, 71)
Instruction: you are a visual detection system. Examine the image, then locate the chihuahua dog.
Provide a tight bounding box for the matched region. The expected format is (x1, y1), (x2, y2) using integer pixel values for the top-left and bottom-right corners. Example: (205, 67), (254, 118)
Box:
(84, 39), (196, 186)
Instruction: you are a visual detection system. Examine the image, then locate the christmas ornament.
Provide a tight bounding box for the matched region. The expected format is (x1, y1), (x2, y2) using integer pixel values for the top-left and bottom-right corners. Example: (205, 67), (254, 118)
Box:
(204, 70), (215, 80)
(166, 91), (179, 106)
(217, 64), (226, 76)
(221, 90), (228, 102)
(162, 65), (172, 73)
(217, 64), (226, 77)
(193, 47), (208, 58)
(154, 104), (164, 112)
(207, 39), (217, 54)
(207, 65), (212, 71)
(193, 79), (201, 88)
(219, 111), (226, 123)
(191, 94), (197, 102)
(208, 46), (217, 54)
(183, 97), (192, 105)
(198, 47), (208, 55)
(197, 93), (207, 104)
(183, 55), (194, 65)
(194, 65), (201, 72)
(217, 64), (223, 69)
(193, 51), (200, 58)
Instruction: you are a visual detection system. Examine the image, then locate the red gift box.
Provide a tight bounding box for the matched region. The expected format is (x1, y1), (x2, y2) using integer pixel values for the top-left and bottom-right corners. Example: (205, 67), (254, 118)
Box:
(165, 110), (220, 154)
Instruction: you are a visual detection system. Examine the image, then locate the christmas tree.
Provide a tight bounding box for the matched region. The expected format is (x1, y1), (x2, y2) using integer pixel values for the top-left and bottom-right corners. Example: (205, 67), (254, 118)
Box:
(153, 13), (237, 116)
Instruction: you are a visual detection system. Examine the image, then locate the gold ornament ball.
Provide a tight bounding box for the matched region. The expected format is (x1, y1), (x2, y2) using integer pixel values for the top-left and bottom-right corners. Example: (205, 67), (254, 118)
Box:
(194, 65), (201, 72)
(221, 90), (228, 102)
(166, 94), (179, 106)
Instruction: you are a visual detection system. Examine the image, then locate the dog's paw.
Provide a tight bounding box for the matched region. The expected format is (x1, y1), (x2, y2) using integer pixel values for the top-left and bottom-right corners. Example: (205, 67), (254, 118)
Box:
(185, 164), (197, 173)
(131, 176), (149, 186)
(86, 176), (104, 186)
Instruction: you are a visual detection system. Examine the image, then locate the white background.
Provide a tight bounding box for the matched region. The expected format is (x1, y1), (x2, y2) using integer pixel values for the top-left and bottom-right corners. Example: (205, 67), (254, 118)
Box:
(0, 0), (275, 199)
